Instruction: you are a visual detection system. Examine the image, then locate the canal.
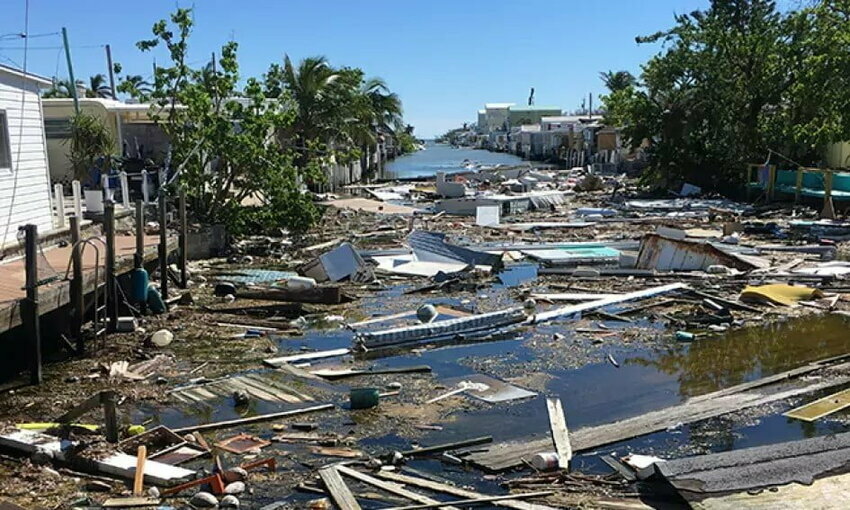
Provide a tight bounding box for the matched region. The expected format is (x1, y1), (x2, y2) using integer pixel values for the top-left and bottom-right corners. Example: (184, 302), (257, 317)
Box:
(382, 141), (525, 179)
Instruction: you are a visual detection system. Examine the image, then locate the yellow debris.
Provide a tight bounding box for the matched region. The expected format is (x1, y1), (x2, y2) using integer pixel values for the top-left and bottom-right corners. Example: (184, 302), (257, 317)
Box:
(740, 284), (823, 306)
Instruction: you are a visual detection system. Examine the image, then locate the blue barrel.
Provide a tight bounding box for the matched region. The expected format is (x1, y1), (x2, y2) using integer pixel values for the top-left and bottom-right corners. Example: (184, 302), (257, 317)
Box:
(131, 267), (149, 303)
(147, 284), (166, 314)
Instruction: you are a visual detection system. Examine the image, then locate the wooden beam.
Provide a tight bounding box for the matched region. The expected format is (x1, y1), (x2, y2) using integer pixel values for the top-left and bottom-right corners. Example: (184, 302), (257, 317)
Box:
(335, 465), (459, 510)
(171, 403), (333, 433)
(784, 387), (850, 422)
(237, 286), (350, 305)
(383, 491), (554, 510)
(375, 471), (557, 510)
(545, 398), (571, 470)
(319, 466), (362, 510)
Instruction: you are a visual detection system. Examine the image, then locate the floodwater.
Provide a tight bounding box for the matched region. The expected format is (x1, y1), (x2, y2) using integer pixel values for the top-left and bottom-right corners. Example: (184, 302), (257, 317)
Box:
(381, 140), (524, 179)
(137, 264), (850, 505)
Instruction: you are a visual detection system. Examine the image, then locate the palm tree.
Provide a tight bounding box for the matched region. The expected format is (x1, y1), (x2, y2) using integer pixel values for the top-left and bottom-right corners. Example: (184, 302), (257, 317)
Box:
(600, 70), (637, 92)
(119, 75), (153, 97)
(86, 74), (113, 98)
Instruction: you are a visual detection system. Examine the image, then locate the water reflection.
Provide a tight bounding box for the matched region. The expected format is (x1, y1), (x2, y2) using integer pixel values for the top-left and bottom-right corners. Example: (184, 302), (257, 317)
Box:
(629, 314), (850, 397)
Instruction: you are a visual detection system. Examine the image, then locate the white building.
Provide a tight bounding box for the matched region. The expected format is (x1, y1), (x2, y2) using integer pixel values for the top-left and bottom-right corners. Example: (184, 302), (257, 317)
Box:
(0, 64), (54, 246)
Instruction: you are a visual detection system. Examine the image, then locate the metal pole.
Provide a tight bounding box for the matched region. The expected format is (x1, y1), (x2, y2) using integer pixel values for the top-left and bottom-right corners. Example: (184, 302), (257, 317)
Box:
(179, 190), (188, 288)
(104, 202), (118, 332)
(23, 225), (42, 385)
(158, 192), (169, 301)
(101, 391), (119, 443)
(105, 44), (116, 99)
(70, 215), (84, 353)
(62, 27), (79, 115)
(135, 200), (144, 261)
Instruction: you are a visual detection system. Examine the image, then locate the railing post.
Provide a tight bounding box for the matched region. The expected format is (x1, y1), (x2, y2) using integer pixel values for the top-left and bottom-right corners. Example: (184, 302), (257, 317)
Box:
(141, 169), (149, 205)
(104, 202), (118, 332)
(158, 192), (169, 302)
(120, 170), (130, 210)
(53, 184), (66, 229)
(179, 190), (188, 288)
(70, 215), (84, 353)
(72, 179), (83, 219)
(22, 224), (42, 385)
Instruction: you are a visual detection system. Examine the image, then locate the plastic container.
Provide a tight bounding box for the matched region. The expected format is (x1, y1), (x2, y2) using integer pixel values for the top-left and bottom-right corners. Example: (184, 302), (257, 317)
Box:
(531, 452), (560, 471)
(285, 276), (316, 290)
(147, 284), (166, 314)
(349, 388), (380, 409)
(131, 267), (149, 302)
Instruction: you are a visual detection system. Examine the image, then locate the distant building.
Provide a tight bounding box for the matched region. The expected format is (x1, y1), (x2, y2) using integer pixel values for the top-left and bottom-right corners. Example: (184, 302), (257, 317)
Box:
(0, 64), (55, 246)
(484, 103), (514, 133)
(477, 109), (487, 134)
(507, 106), (562, 129)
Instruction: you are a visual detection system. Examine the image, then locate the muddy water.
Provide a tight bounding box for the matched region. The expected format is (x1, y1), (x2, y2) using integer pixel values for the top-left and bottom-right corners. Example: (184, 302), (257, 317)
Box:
(138, 266), (850, 504)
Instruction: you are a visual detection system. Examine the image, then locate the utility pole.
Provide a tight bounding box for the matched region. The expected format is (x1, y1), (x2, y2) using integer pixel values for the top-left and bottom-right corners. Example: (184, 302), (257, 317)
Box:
(105, 44), (116, 99)
(588, 93), (593, 119)
(211, 52), (216, 73)
(62, 27), (79, 114)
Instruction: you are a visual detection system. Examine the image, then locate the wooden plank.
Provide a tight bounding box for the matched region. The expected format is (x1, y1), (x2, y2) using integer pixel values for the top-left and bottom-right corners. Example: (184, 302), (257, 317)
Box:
(311, 365), (432, 380)
(102, 497), (160, 508)
(171, 403), (334, 433)
(531, 283), (688, 323)
(264, 348), (351, 368)
(401, 436), (492, 457)
(335, 465), (459, 510)
(230, 376), (294, 403)
(319, 466), (363, 510)
(237, 286), (350, 304)
(375, 471), (557, 510)
(242, 373), (314, 401)
(545, 398), (571, 470)
(464, 362), (850, 471)
(784, 387), (850, 422)
(383, 491), (554, 510)
(226, 377), (289, 403)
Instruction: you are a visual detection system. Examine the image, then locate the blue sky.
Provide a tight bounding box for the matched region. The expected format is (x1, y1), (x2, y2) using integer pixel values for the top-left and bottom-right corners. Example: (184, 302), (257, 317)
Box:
(1, 0), (709, 138)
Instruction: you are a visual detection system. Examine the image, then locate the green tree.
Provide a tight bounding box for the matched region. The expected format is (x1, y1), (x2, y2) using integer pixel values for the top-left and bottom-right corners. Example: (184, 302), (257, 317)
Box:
(599, 70), (636, 92)
(120, 8), (320, 234)
(86, 74), (113, 98)
(601, 0), (850, 191)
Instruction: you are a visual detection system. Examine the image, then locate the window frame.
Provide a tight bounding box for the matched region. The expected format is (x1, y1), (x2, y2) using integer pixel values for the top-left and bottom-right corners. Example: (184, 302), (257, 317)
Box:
(0, 109), (12, 171)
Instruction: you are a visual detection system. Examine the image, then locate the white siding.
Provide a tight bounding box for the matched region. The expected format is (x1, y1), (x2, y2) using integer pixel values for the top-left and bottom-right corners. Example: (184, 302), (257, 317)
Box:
(0, 72), (53, 246)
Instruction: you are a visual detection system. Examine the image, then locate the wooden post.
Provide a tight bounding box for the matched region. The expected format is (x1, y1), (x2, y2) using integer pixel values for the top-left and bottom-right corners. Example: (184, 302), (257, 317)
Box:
(767, 164), (776, 201)
(101, 390), (119, 443)
(120, 171), (130, 210)
(72, 180), (83, 219)
(141, 169), (149, 204)
(179, 190), (188, 288)
(53, 184), (66, 229)
(23, 225), (42, 385)
(135, 201), (144, 262)
(158, 192), (168, 301)
(104, 202), (118, 332)
(70, 215), (84, 353)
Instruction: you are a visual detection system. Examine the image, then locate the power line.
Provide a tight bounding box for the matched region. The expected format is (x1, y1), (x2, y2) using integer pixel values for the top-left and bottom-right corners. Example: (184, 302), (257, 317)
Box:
(0, 44), (105, 50)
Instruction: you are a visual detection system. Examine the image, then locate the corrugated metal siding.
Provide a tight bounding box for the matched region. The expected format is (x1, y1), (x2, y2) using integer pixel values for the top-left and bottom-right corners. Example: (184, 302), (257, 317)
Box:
(0, 73), (53, 246)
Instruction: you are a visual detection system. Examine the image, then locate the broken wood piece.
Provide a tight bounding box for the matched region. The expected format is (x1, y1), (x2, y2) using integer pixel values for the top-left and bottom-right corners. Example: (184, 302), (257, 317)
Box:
(237, 286), (352, 304)
(319, 466), (362, 510)
(171, 403), (334, 433)
(545, 398), (571, 470)
(401, 436), (492, 457)
(382, 491), (555, 510)
(102, 497), (161, 508)
(532, 283), (688, 324)
(784, 387), (850, 422)
(311, 446), (362, 458)
(215, 433), (271, 454)
(310, 364), (432, 379)
(375, 470), (558, 510)
(133, 446), (146, 496)
(263, 348), (351, 368)
(335, 465), (459, 510)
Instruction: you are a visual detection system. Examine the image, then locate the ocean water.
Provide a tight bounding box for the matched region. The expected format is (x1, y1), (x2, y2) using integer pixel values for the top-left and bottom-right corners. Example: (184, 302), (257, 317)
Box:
(382, 140), (525, 179)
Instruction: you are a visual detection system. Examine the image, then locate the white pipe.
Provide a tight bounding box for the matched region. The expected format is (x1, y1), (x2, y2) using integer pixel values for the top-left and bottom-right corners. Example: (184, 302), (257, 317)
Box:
(119, 170), (130, 209)
(141, 169), (149, 204)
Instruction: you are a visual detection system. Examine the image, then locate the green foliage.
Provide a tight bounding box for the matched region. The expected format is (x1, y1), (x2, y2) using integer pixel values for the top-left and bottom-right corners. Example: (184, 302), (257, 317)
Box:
(122, 8), (319, 234)
(65, 113), (114, 186)
(601, 0), (850, 191)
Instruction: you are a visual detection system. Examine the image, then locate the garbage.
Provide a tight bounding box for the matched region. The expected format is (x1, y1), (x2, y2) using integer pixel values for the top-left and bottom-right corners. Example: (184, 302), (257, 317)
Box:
(300, 242), (374, 283)
(416, 304), (438, 323)
(740, 284), (824, 306)
(220, 494), (240, 508)
(150, 329), (174, 347)
(224, 481), (246, 494)
(190, 492), (219, 508)
(531, 451), (561, 471)
(350, 387), (380, 409)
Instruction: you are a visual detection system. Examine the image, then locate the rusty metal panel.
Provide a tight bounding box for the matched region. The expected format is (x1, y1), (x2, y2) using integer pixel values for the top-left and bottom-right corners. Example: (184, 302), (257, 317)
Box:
(636, 234), (756, 271)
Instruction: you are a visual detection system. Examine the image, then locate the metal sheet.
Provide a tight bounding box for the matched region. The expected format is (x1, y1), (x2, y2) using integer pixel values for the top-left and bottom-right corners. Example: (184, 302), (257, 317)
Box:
(784, 388), (850, 422)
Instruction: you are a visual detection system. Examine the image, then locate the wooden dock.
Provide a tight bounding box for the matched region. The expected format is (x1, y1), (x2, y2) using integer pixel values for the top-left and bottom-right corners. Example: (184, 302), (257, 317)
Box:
(0, 234), (176, 334)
